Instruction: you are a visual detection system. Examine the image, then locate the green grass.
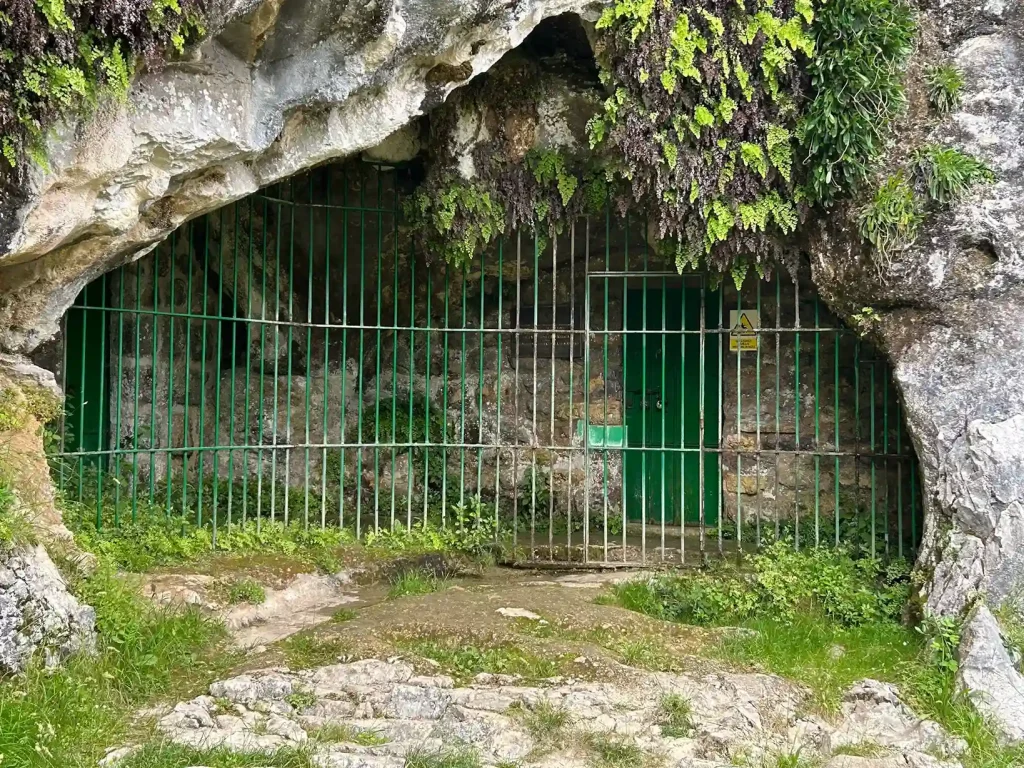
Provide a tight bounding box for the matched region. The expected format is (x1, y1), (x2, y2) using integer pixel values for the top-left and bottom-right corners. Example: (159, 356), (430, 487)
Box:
(118, 742), (317, 767)
(613, 636), (679, 671)
(831, 742), (888, 757)
(331, 607), (358, 623)
(280, 634), (347, 669)
(222, 578), (266, 605)
(508, 700), (571, 755)
(914, 145), (995, 206)
(400, 636), (564, 683)
(388, 570), (447, 599)
(0, 558), (233, 767)
(310, 723), (389, 745)
(658, 693), (695, 737)
(404, 748), (482, 768)
(284, 690), (318, 711)
(924, 64), (964, 115)
(717, 612), (921, 714)
(858, 173), (922, 261)
(582, 732), (647, 768)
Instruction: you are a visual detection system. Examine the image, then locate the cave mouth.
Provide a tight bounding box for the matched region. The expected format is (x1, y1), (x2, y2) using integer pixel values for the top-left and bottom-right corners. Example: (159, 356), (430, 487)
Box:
(51, 159), (923, 564)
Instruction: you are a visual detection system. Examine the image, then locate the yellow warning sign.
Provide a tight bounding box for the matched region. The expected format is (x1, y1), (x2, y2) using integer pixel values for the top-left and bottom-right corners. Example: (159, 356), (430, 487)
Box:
(729, 309), (760, 351)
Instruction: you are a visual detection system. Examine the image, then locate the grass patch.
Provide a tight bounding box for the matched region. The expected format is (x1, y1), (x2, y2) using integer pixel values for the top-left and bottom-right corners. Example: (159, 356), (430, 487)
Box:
(220, 578), (266, 605)
(832, 742), (889, 757)
(914, 145), (995, 206)
(118, 742), (317, 767)
(388, 570), (448, 599)
(280, 634), (347, 669)
(0, 558), (233, 767)
(404, 748), (482, 768)
(508, 700), (571, 755)
(613, 636), (680, 672)
(400, 636), (564, 683)
(310, 723), (389, 746)
(285, 690), (318, 711)
(66, 495), (354, 574)
(924, 64), (964, 115)
(331, 607), (358, 623)
(658, 693), (695, 737)
(582, 732), (647, 768)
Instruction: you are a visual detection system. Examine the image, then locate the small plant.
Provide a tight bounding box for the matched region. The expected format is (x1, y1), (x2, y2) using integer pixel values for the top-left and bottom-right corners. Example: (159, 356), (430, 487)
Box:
(773, 749), (810, 768)
(658, 693), (695, 738)
(331, 607), (358, 623)
(404, 748), (482, 768)
(924, 64), (964, 115)
(224, 578), (267, 606)
(280, 634), (347, 669)
(583, 732), (646, 768)
(914, 145), (995, 206)
(285, 690), (318, 711)
(400, 636), (563, 683)
(851, 307), (881, 337)
(388, 570), (447, 599)
(508, 700), (570, 754)
(311, 723), (389, 746)
(858, 174), (922, 264)
(614, 637), (679, 671)
(832, 742), (888, 757)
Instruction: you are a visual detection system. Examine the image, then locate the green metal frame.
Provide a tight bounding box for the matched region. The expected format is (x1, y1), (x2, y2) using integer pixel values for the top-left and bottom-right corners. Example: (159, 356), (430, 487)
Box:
(52, 161), (923, 565)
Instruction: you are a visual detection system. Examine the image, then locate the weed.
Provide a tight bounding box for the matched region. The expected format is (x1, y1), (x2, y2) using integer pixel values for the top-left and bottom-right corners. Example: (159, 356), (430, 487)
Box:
(831, 742), (888, 757)
(858, 173), (922, 265)
(118, 742), (316, 767)
(994, 599), (1024, 660)
(280, 634), (347, 669)
(610, 544), (910, 629)
(773, 750), (812, 768)
(658, 694), (695, 738)
(400, 636), (563, 683)
(583, 732), (646, 768)
(405, 748), (482, 768)
(222, 578), (266, 605)
(508, 700), (571, 754)
(614, 637), (679, 671)
(65, 489), (354, 573)
(0, 478), (34, 548)
(331, 607), (358, 623)
(0, 557), (232, 767)
(914, 145), (995, 206)
(388, 570), (447, 599)
(311, 723), (389, 746)
(925, 64), (964, 115)
(285, 690), (318, 711)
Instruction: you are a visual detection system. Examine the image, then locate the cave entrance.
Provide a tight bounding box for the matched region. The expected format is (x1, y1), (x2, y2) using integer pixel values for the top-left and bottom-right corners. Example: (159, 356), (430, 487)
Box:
(52, 159), (923, 564)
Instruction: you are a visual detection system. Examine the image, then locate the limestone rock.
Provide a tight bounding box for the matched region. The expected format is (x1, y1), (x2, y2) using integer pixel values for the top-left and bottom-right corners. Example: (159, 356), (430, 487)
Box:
(830, 680), (965, 758)
(956, 603), (1024, 743)
(109, 663), (967, 768)
(0, 543), (96, 675)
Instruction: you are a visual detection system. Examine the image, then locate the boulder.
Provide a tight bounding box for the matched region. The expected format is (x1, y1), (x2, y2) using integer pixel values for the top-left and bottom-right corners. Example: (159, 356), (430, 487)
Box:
(956, 603), (1024, 743)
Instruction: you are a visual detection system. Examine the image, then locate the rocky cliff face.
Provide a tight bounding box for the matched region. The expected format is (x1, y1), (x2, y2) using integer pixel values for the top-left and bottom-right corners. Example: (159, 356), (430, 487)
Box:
(0, 0), (1021, 721)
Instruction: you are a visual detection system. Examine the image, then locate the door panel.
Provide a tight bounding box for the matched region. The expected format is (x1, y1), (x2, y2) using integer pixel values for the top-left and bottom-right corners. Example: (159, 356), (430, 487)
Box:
(623, 283), (720, 525)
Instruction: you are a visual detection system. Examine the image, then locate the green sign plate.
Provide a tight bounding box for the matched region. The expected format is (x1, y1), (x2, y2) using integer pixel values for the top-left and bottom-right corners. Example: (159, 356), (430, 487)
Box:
(577, 421), (626, 449)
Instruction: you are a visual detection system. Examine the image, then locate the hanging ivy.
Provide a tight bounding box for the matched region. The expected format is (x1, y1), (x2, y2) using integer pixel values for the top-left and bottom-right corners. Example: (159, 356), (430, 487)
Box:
(0, 0), (206, 172)
(587, 0), (817, 277)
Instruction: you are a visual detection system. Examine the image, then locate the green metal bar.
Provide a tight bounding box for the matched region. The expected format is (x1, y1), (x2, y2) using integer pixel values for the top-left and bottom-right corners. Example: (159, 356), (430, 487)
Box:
(304, 171), (316, 530)
(165, 231), (177, 519)
(113, 262), (127, 525)
(814, 294), (821, 547)
(373, 171), (384, 534)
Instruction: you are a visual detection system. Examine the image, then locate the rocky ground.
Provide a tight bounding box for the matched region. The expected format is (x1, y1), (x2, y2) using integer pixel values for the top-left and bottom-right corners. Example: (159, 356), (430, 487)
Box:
(104, 658), (966, 768)
(100, 568), (972, 768)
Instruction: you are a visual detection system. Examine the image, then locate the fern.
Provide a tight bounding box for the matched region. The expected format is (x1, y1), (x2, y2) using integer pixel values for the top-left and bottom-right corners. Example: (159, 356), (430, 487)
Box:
(765, 125), (792, 181)
(740, 142), (767, 178)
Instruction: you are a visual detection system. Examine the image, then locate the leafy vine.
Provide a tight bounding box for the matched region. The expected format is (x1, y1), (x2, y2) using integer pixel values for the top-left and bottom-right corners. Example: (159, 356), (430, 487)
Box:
(0, 0), (206, 171)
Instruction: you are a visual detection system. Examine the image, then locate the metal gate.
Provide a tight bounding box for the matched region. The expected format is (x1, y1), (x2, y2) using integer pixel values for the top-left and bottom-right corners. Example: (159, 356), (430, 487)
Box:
(52, 161), (922, 565)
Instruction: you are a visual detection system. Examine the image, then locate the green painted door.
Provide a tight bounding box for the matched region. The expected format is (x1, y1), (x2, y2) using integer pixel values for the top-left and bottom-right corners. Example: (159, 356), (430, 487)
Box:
(64, 278), (110, 469)
(624, 285), (720, 524)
